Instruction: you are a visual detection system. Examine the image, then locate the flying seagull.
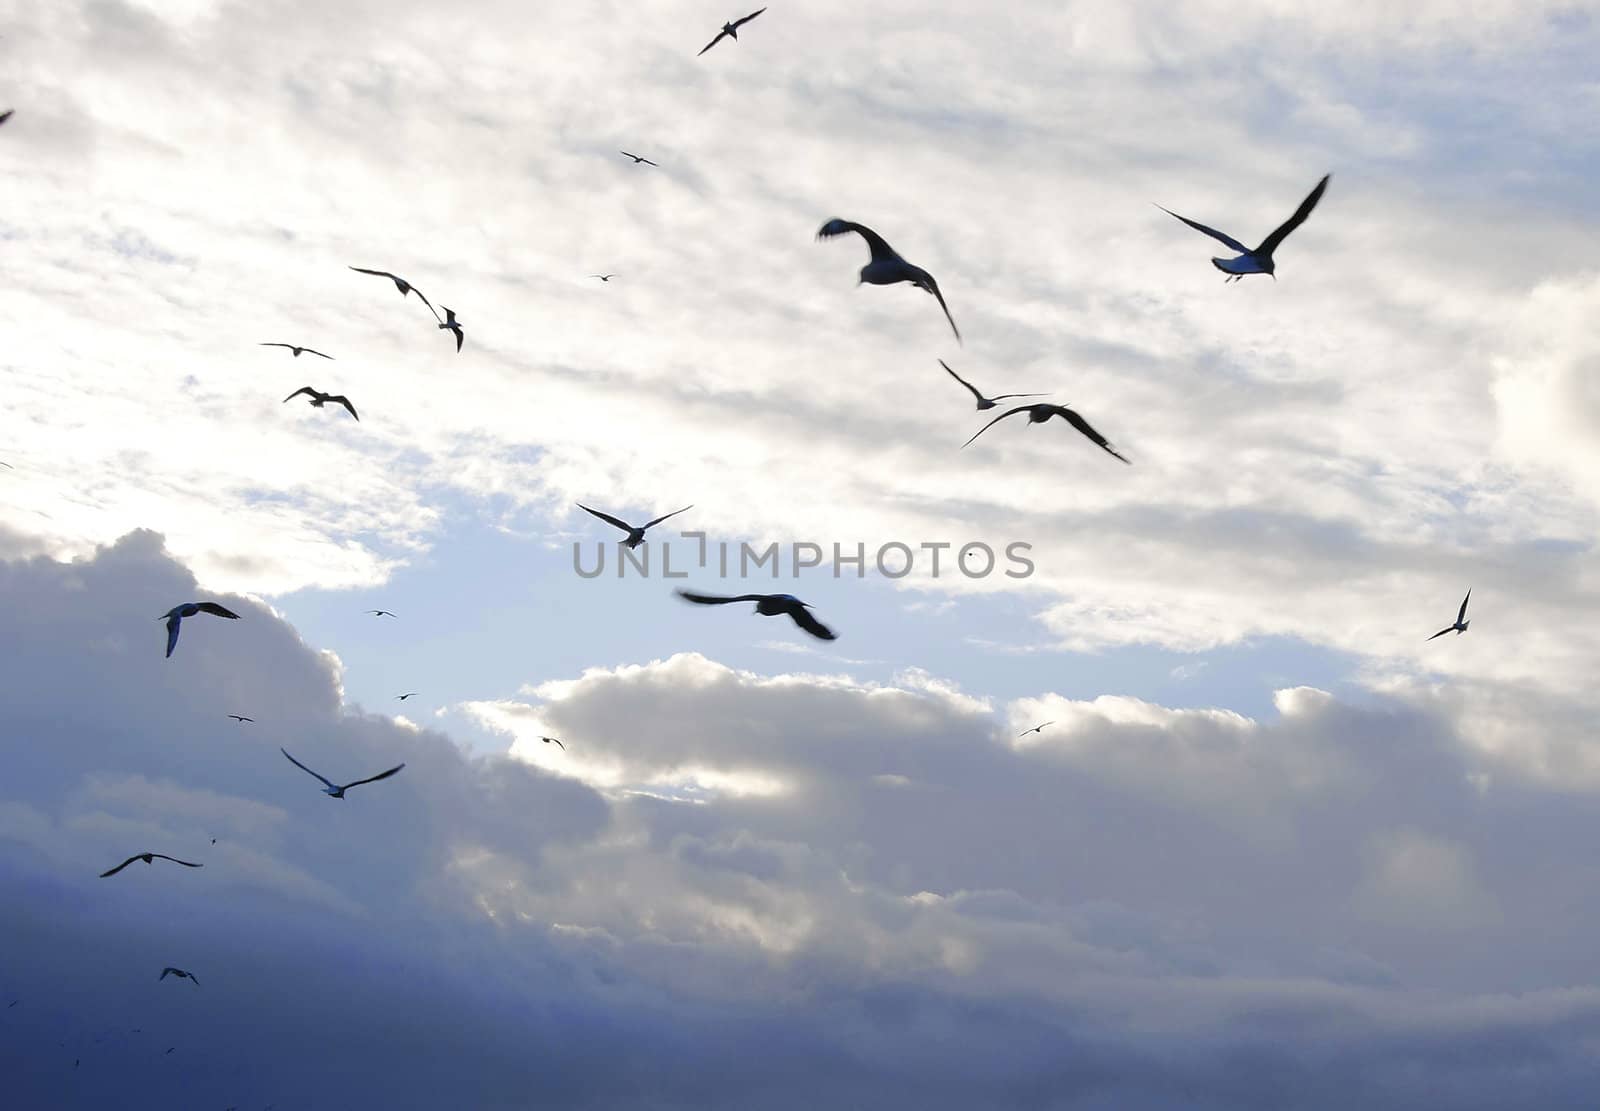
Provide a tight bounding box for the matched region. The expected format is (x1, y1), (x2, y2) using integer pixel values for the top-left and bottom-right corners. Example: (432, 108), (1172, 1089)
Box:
(1427, 589), (1472, 640)
(1157, 174), (1330, 281)
(542, 736), (565, 751)
(590, 274), (615, 282)
(283, 387), (359, 421)
(1017, 721), (1054, 738)
(100, 853), (203, 879)
(698, 8), (766, 55)
(676, 589), (836, 641)
(396, 692), (419, 700)
(259, 343), (333, 360)
(439, 307), (464, 353)
(158, 968), (199, 986)
(940, 360), (1045, 410)
(962, 403), (1130, 463)
(576, 502), (694, 549)
(227, 715), (254, 723)
(160, 602), (241, 659)
(620, 151), (658, 167)
(348, 266), (441, 321)
(280, 747), (406, 799)
(366, 610), (397, 618)
(816, 218), (961, 342)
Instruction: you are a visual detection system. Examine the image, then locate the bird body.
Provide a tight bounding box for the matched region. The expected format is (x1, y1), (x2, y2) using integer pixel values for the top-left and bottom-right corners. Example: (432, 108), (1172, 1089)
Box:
(100, 853), (202, 878)
(962, 403), (1130, 462)
(940, 360), (1044, 410)
(1158, 174), (1330, 281)
(817, 219), (960, 342)
(439, 307), (464, 352)
(159, 602), (241, 658)
(577, 503), (694, 549)
(699, 8), (766, 54)
(283, 387), (359, 421)
(280, 747), (405, 799)
(542, 736), (565, 751)
(676, 589), (837, 640)
(1428, 590), (1472, 640)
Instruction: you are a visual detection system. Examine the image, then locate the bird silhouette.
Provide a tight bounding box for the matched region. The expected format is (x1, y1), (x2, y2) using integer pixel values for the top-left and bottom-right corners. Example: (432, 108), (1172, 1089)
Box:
(698, 8), (766, 55)
(962, 403), (1129, 463)
(227, 715), (254, 723)
(282, 387), (359, 421)
(817, 219), (960, 342)
(1017, 722), (1054, 737)
(160, 602), (241, 658)
(348, 266), (441, 320)
(940, 361), (1044, 410)
(676, 589), (836, 640)
(259, 343), (332, 360)
(620, 151), (658, 167)
(100, 853), (202, 878)
(439, 307), (464, 352)
(367, 610), (397, 618)
(576, 503), (694, 549)
(542, 736), (565, 751)
(1157, 174), (1330, 281)
(280, 748), (406, 799)
(158, 968), (199, 986)
(1427, 590), (1472, 640)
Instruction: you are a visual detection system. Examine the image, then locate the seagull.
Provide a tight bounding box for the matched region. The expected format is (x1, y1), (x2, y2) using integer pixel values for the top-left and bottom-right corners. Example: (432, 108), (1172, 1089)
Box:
(816, 218), (961, 342)
(366, 610), (397, 618)
(439, 307), (464, 353)
(160, 602), (241, 659)
(1427, 589), (1472, 640)
(676, 589), (837, 640)
(940, 361), (1045, 411)
(1157, 174), (1330, 282)
(698, 8), (766, 55)
(396, 692), (419, 700)
(227, 715), (254, 723)
(576, 503), (694, 549)
(962, 403), (1130, 463)
(280, 748), (406, 799)
(282, 387), (359, 421)
(542, 736), (565, 751)
(348, 266), (441, 320)
(1017, 722), (1054, 737)
(259, 343), (333, 360)
(590, 274), (616, 282)
(620, 151), (658, 167)
(158, 968), (199, 986)
(100, 853), (203, 879)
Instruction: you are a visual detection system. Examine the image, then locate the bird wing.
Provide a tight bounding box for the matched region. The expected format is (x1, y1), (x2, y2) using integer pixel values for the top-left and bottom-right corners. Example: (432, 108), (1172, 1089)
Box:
(159, 968), (175, 980)
(921, 274), (961, 343)
(676, 589), (764, 605)
(411, 286), (443, 323)
(260, 343), (293, 351)
(452, 326), (464, 353)
(577, 503), (635, 534)
(1063, 410), (1131, 464)
(733, 7), (767, 28)
(1457, 589), (1471, 624)
(341, 763), (406, 791)
(328, 395), (360, 421)
(280, 748), (337, 790)
(816, 218), (897, 262)
(961, 405), (1033, 449)
(1254, 174), (1330, 258)
(282, 387), (317, 404)
(305, 348), (334, 360)
(940, 360), (985, 402)
(150, 855), (202, 868)
(641, 157), (658, 167)
(1426, 626), (1454, 641)
(164, 616), (181, 658)
(642, 504), (694, 530)
(194, 602), (240, 619)
(100, 856), (141, 878)
(348, 266), (395, 280)
(0, 110), (11, 126)
(787, 606), (837, 641)
(697, 28), (730, 54)
(990, 392), (1047, 402)
(1155, 205), (1250, 254)
(549, 738), (565, 750)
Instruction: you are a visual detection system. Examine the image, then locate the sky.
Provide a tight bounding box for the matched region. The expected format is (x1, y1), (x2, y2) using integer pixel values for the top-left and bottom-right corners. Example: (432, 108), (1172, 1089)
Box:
(4, 1), (1600, 1107)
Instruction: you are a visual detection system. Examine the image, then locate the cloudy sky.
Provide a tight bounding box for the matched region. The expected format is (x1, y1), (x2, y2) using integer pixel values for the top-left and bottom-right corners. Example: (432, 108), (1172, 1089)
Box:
(4, 1), (1600, 1106)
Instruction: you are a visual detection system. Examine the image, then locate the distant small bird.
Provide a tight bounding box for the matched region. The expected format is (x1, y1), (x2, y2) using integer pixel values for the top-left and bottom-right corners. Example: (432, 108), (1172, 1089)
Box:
(962, 403), (1130, 463)
(620, 151), (658, 167)
(160, 602), (241, 659)
(940, 361), (1045, 411)
(396, 692), (419, 701)
(100, 853), (203, 878)
(542, 736), (565, 751)
(283, 387), (359, 421)
(1158, 174), (1330, 281)
(0, 110), (11, 127)
(8, 1000), (19, 1008)
(0, 461), (11, 469)
(699, 7), (766, 55)
(158, 968), (199, 986)
(439, 307), (464, 353)
(227, 715), (254, 723)
(817, 218), (960, 342)
(348, 266), (441, 320)
(676, 589), (836, 640)
(280, 748), (406, 799)
(576, 503), (694, 549)
(259, 343), (333, 360)
(1427, 590), (1472, 640)
(367, 610), (397, 618)
(590, 274), (616, 282)
(165, 1047), (175, 1054)
(1017, 722), (1054, 737)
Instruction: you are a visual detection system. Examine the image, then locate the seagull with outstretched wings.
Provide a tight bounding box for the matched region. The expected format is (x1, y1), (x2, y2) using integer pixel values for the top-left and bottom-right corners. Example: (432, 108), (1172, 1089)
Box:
(817, 218), (961, 342)
(99, 853), (203, 879)
(576, 502), (694, 549)
(940, 361), (1044, 411)
(676, 589), (837, 641)
(1157, 174), (1330, 281)
(283, 387), (359, 421)
(159, 602), (241, 658)
(1427, 590), (1472, 640)
(698, 8), (766, 55)
(280, 748), (406, 799)
(962, 403), (1130, 463)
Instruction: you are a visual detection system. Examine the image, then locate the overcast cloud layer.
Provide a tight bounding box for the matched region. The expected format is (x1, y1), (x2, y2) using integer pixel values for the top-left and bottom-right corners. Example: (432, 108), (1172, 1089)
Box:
(4, 1), (1600, 1107)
